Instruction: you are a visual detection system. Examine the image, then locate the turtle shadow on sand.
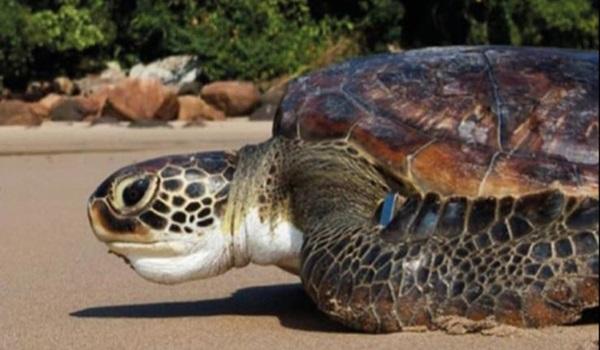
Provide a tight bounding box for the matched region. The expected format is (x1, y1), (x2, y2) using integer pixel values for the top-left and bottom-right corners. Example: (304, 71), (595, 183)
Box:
(71, 284), (600, 334)
(70, 283), (349, 333)
(573, 307), (600, 325)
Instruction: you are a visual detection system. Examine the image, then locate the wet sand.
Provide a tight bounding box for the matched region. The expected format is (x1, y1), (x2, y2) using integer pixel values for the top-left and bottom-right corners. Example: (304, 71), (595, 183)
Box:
(0, 120), (597, 349)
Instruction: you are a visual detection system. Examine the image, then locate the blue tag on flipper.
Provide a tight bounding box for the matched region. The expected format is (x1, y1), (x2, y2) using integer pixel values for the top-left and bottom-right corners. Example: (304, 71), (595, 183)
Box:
(379, 192), (396, 227)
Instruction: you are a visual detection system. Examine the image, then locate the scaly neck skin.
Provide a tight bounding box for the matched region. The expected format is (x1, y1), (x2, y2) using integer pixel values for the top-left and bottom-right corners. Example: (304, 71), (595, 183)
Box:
(225, 138), (296, 270)
(224, 138), (389, 272)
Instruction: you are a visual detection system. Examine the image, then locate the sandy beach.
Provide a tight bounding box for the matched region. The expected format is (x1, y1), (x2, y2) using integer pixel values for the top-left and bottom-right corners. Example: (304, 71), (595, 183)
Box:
(0, 120), (597, 349)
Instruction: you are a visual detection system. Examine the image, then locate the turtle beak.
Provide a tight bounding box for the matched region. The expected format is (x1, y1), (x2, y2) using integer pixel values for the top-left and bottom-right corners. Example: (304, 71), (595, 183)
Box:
(87, 198), (150, 242)
(87, 197), (152, 243)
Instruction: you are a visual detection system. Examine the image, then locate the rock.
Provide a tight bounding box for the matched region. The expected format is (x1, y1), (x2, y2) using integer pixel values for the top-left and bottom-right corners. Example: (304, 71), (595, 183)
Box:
(85, 87), (110, 112)
(34, 94), (63, 117)
(177, 81), (202, 95)
(105, 61), (122, 72)
(101, 78), (179, 122)
(52, 76), (77, 95)
(250, 103), (277, 121)
(20, 76), (76, 101)
(49, 99), (84, 121)
(127, 119), (173, 128)
(24, 81), (54, 101)
(1, 86), (11, 100)
(76, 64), (126, 95)
(201, 81), (260, 116)
(263, 81), (289, 106)
(21, 77), (76, 102)
(49, 97), (102, 121)
(250, 82), (288, 121)
(177, 96), (225, 122)
(89, 115), (123, 126)
(182, 120), (206, 128)
(129, 55), (200, 89)
(0, 100), (43, 126)
(1, 91), (9, 100)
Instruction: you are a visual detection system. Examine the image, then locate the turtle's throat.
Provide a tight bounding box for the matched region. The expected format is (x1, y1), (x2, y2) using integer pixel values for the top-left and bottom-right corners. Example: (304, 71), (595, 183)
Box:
(238, 207), (303, 273)
(223, 139), (303, 271)
(223, 141), (272, 268)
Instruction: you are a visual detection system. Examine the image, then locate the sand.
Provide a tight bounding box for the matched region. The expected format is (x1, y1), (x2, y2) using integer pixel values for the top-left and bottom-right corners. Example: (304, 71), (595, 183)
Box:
(0, 120), (597, 349)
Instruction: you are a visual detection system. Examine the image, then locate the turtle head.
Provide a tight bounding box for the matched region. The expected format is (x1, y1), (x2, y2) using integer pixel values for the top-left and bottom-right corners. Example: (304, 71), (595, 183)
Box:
(87, 151), (237, 284)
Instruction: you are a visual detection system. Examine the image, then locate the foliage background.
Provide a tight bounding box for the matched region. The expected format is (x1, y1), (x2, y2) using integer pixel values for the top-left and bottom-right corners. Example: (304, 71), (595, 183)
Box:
(1, 0), (598, 89)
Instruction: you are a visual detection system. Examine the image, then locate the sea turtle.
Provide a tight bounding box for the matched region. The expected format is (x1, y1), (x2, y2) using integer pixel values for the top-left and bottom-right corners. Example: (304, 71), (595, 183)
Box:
(87, 46), (599, 333)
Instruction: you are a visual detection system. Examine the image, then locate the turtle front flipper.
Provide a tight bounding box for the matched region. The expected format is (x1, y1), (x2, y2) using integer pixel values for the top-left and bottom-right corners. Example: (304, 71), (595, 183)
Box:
(299, 192), (599, 333)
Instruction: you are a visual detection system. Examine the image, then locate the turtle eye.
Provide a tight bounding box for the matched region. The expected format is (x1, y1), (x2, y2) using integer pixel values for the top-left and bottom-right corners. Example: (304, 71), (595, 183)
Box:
(110, 174), (158, 214)
(123, 178), (150, 206)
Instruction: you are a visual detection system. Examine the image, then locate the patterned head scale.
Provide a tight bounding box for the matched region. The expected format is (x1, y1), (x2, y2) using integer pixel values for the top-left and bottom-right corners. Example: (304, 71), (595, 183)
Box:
(88, 151), (237, 244)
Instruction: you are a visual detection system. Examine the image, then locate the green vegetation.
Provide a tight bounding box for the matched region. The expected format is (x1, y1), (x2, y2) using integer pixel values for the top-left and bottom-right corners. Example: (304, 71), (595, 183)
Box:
(1, 0), (598, 89)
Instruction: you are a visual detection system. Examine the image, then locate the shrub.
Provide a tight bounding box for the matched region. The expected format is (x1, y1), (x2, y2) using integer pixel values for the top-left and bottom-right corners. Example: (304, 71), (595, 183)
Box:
(0, 0), (114, 87)
(25, 2), (109, 51)
(121, 0), (347, 81)
(400, 0), (599, 49)
(467, 0), (599, 48)
(0, 0), (31, 86)
(0, 0), (598, 89)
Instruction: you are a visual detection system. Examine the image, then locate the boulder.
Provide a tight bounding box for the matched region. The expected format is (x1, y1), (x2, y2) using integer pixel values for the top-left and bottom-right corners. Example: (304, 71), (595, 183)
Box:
(21, 76), (77, 102)
(127, 119), (172, 128)
(177, 81), (203, 95)
(76, 64), (126, 95)
(250, 82), (288, 121)
(24, 81), (54, 101)
(0, 100), (43, 126)
(1, 88), (10, 100)
(101, 78), (179, 122)
(85, 87), (110, 115)
(35, 94), (63, 117)
(129, 55), (201, 90)
(49, 97), (102, 122)
(201, 81), (260, 116)
(250, 103), (277, 122)
(52, 76), (77, 95)
(177, 96), (225, 122)
(262, 81), (289, 106)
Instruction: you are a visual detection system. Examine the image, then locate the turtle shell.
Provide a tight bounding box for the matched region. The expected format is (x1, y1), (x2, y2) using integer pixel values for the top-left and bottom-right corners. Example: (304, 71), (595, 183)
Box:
(275, 47), (599, 198)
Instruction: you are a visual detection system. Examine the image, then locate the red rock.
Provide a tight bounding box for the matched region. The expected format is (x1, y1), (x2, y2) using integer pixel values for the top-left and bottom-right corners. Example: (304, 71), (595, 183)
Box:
(31, 94), (63, 119)
(201, 81), (260, 116)
(86, 87), (110, 111)
(177, 96), (225, 122)
(0, 100), (43, 126)
(101, 78), (179, 121)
